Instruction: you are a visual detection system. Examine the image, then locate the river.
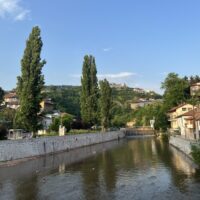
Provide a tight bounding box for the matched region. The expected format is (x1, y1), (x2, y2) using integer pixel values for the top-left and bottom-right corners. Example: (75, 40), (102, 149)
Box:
(0, 137), (200, 200)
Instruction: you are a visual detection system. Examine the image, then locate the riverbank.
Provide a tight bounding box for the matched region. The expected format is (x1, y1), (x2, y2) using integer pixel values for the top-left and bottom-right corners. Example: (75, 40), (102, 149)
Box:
(0, 131), (124, 164)
(169, 135), (195, 159)
(1, 138), (200, 200)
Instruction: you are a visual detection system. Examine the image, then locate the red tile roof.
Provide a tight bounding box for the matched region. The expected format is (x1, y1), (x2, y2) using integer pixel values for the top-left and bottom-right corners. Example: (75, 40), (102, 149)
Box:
(4, 93), (17, 99)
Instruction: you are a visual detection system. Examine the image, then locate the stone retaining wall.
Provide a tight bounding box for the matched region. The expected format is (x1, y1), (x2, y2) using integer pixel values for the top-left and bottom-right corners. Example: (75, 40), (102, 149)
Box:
(169, 136), (194, 158)
(0, 131), (124, 162)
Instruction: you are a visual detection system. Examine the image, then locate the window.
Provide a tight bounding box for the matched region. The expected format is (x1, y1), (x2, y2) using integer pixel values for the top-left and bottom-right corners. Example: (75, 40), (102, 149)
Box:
(182, 108), (186, 111)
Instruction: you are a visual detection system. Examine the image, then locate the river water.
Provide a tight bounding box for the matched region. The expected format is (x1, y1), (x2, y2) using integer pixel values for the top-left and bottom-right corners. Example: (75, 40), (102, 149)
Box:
(0, 138), (200, 200)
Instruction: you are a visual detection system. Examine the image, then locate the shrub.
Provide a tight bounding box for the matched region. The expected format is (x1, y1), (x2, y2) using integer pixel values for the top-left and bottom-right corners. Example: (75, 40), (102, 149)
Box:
(49, 118), (60, 132)
(49, 114), (73, 133)
(0, 124), (7, 140)
(191, 144), (200, 165)
(62, 114), (73, 132)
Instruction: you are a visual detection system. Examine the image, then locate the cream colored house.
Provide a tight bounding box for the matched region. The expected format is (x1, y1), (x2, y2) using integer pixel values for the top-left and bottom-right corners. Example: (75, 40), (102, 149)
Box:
(168, 103), (194, 133)
(177, 109), (200, 140)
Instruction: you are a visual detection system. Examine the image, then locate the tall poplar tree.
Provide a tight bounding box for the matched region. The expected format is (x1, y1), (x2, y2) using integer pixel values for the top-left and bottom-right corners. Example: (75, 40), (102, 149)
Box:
(89, 56), (99, 123)
(80, 55), (98, 125)
(99, 79), (112, 131)
(15, 26), (46, 134)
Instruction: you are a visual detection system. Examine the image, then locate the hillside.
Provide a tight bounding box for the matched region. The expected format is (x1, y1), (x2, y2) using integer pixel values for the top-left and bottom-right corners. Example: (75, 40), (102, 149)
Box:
(43, 85), (162, 117)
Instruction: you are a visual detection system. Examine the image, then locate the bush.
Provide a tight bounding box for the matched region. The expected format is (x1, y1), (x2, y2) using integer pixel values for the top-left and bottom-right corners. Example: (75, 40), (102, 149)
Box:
(49, 118), (60, 132)
(191, 144), (200, 165)
(0, 124), (7, 140)
(62, 114), (73, 132)
(49, 114), (73, 133)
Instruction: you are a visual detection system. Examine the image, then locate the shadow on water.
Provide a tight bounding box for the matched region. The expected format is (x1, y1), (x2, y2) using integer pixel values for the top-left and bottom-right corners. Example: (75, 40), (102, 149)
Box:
(0, 138), (200, 200)
(154, 139), (199, 192)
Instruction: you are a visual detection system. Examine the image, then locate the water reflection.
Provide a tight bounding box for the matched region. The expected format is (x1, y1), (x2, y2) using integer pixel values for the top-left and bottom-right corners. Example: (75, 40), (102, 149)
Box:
(0, 138), (200, 200)
(15, 175), (38, 200)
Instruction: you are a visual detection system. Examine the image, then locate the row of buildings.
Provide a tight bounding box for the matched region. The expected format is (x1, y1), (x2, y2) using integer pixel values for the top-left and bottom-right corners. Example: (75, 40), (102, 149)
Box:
(109, 82), (155, 95)
(130, 98), (162, 110)
(168, 82), (200, 140)
(168, 103), (200, 140)
(2, 91), (54, 113)
(1, 92), (63, 137)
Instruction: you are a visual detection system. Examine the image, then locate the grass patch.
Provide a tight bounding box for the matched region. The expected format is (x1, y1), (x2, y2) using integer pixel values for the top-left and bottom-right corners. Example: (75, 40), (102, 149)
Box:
(67, 129), (100, 135)
(38, 129), (100, 137)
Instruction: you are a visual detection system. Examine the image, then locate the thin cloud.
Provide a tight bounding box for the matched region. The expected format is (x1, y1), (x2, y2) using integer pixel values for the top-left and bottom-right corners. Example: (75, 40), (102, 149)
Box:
(71, 72), (136, 79)
(98, 72), (136, 79)
(0, 0), (30, 21)
(103, 47), (112, 52)
(160, 72), (169, 76)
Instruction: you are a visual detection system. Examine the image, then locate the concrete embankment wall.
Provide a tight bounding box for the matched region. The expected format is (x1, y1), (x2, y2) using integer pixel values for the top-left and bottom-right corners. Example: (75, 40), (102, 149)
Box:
(169, 136), (193, 158)
(0, 131), (124, 162)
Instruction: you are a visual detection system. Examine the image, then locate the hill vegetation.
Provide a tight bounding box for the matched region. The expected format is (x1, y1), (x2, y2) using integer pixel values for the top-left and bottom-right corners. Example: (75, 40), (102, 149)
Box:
(43, 85), (162, 127)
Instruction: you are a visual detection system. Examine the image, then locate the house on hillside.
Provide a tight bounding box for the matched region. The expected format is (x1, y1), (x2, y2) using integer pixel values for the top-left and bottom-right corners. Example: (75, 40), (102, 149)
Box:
(110, 83), (127, 89)
(4, 92), (20, 109)
(130, 100), (151, 109)
(130, 98), (162, 110)
(168, 103), (195, 133)
(133, 88), (145, 94)
(176, 109), (200, 140)
(40, 98), (54, 113)
(190, 82), (200, 96)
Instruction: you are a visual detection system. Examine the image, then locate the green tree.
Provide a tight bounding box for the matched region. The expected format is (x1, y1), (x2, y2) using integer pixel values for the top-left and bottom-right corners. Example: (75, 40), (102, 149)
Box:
(49, 117), (60, 132)
(99, 79), (112, 131)
(161, 73), (189, 110)
(0, 108), (16, 129)
(49, 114), (73, 133)
(61, 113), (73, 132)
(15, 26), (46, 135)
(0, 87), (4, 104)
(80, 55), (98, 126)
(189, 75), (200, 84)
(133, 103), (169, 131)
(89, 56), (99, 123)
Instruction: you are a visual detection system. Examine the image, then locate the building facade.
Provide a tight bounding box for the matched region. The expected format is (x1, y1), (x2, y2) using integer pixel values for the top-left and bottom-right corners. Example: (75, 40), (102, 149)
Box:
(168, 103), (194, 132)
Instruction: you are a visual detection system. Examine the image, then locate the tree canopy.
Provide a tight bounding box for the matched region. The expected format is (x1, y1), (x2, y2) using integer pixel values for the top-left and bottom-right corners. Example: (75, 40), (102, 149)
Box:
(15, 26), (46, 134)
(99, 79), (112, 131)
(80, 55), (99, 125)
(161, 73), (190, 110)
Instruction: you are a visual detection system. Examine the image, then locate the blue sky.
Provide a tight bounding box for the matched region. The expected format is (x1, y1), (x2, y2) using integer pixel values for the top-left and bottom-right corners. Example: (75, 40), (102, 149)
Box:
(0, 0), (200, 93)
